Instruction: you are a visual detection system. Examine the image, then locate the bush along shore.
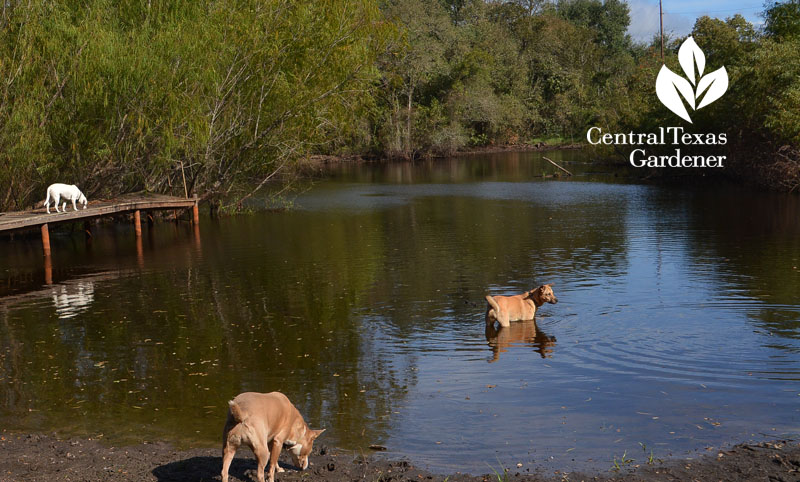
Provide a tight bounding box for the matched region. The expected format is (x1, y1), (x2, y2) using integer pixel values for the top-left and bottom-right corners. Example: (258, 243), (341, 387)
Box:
(2, 1), (799, 213)
(1, 432), (799, 482)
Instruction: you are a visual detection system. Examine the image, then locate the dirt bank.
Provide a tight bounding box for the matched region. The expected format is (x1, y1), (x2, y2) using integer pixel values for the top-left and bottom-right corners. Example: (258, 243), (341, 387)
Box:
(1, 431), (798, 481)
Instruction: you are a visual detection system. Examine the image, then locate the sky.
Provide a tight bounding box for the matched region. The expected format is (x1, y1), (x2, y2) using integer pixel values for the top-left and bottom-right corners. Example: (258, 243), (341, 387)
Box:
(627, 0), (767, 42)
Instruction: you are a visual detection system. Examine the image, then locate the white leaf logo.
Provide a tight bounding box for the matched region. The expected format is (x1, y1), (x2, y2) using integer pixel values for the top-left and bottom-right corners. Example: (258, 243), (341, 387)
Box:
(696, 66), (728, 109)
(655, 36), (728, 123)
(656, 65), (695, 122)
(678, 36), (704, 85)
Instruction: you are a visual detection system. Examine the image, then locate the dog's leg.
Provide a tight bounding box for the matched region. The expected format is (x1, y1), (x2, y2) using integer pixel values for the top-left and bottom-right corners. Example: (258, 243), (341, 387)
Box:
(255, 445), (270, 482)
(221, 439), (237, 482)
(485, 296), (501, 325)
(498, 311), (510, 328)
(54, 194), (61, 213)
(72, 198), (78, 211)
(267, 439), (282, 482)
(267, 440), (285, 472)
(62, 202), (67, 212)
(44, 191), (51, 214)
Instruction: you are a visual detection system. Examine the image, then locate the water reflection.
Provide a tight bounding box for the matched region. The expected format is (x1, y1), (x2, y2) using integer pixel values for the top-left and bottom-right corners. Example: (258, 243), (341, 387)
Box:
(319, 149), (605, 185)
(485, 319), (556, 362)
(1, 151), (799, 474)
(51, 280), (94, 320)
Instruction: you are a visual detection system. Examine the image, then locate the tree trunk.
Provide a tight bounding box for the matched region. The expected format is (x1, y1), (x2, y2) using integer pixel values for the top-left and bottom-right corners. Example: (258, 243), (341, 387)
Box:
(406, 86), (413, 160)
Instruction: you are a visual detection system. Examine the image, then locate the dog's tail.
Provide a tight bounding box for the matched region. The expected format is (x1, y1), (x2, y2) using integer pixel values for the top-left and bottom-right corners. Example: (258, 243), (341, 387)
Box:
(228, 400), (248, 423)
(485, 295), (500, 313)
(43, 189), (50, 208)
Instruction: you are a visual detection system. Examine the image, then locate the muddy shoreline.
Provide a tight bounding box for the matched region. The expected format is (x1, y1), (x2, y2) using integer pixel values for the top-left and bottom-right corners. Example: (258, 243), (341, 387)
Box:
(2, 431), (798, 481)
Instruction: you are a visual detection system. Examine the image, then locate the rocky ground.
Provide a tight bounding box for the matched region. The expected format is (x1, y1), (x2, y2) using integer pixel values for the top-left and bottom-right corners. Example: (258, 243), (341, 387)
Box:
(1, 431), (798, 482)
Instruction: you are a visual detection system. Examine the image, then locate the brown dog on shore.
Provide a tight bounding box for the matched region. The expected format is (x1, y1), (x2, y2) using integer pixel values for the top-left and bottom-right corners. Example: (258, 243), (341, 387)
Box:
(222, 391), (325, 482)
(485, 284), (558, 327)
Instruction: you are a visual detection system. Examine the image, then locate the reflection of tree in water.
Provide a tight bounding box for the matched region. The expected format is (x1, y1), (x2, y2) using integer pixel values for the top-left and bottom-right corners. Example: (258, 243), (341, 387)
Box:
(321, 150), (594, 184)
(751, 308), (800, 342)
(0, 247), (415, 448)
(315, 319), (417, 447)
(484, 319), (556, 362)
(189, 211), (415, 448)
(0, 177), (633, 448)
(682, 189), (800, 345)
(0, 305), (25, 412)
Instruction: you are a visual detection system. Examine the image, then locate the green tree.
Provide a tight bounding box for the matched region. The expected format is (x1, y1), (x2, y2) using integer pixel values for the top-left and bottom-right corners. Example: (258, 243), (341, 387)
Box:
(379, 0), (456, 158)
(556, 0), (631, 51)
(764, 0), (800, 40)
(692, 14), (758, 66)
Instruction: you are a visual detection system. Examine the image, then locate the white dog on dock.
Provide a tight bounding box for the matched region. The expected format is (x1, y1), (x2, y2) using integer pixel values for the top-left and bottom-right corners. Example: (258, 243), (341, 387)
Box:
(44, 183), (88, 214)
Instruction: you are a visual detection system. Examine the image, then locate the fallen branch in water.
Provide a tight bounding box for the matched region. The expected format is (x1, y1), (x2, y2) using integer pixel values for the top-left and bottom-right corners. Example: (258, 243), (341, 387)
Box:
(543, 156), (573, 176)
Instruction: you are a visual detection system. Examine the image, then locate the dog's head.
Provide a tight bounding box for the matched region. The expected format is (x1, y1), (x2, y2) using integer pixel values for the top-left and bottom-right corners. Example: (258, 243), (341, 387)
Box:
(74, 186), (88, 208)
(530, 284), (557, 306)
(285, 428), (325, 470)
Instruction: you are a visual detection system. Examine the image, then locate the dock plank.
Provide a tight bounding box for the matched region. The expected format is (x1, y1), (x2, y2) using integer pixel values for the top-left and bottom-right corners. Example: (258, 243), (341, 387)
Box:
(0, 193), (197, 233)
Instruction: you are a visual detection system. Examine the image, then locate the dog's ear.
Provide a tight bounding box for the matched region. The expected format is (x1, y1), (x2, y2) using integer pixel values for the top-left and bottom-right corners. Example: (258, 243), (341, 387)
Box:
(310, 428), (325, 440)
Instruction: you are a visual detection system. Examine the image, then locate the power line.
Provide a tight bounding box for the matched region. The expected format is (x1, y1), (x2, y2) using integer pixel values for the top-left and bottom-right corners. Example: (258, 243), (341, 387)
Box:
(668, 6), (762, 15)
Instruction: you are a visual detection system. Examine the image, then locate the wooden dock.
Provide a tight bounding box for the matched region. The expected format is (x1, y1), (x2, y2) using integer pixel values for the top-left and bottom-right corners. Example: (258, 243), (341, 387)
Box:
(0, 192), (199, 257)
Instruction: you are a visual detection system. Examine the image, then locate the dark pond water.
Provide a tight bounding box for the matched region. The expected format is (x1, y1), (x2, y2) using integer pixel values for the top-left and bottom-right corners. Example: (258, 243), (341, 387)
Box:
(1, 150), (799, 474)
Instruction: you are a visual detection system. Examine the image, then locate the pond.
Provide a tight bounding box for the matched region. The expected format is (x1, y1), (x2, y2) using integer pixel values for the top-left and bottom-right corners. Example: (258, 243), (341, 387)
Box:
(1, 150), (799, 474)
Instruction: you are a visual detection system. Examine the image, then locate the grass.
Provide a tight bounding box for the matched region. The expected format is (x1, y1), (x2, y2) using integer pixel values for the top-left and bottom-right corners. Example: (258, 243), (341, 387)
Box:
(611, 450), (635, 471)
(612, 443), (662, 471)
(639, 442), (660, 465)
(486, 458), (510, 482)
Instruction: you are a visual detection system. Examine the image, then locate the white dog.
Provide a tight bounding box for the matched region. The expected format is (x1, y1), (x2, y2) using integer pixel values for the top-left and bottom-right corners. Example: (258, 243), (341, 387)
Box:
(44, 183), (88, 214)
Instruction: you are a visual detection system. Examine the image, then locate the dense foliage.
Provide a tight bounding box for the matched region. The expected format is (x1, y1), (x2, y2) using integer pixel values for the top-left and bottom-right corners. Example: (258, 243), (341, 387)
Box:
(0, 0), (391, 210)
(373, 0), (640, 158)
(1, 0), (799, 210)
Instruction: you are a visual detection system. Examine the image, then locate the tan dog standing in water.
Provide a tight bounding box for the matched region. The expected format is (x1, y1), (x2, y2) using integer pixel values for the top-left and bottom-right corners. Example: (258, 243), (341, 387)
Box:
(222, 391), (325, 482)
(485, 284), (558, 327)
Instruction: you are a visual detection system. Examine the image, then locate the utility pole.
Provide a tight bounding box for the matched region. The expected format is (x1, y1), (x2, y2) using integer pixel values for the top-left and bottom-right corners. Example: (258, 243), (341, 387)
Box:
(660, 0), (665, 62)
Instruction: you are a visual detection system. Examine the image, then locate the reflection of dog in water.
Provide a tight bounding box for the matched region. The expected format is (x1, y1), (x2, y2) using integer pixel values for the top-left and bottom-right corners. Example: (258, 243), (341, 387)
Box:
(485, 319), (556, 362)
(51, 280), (95, 319)
(485, 284), (558, 328)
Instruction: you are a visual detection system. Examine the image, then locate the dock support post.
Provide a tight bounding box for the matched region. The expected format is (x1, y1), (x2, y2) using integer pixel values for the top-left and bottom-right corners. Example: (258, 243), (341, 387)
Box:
(41, 223), (51, 257)
(136, 234), (144, 268)
(192, 195), (199, 225)
(42, 223), (52, 284)
(44, 253), (53, 285)
(134, 210), (142, 237)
